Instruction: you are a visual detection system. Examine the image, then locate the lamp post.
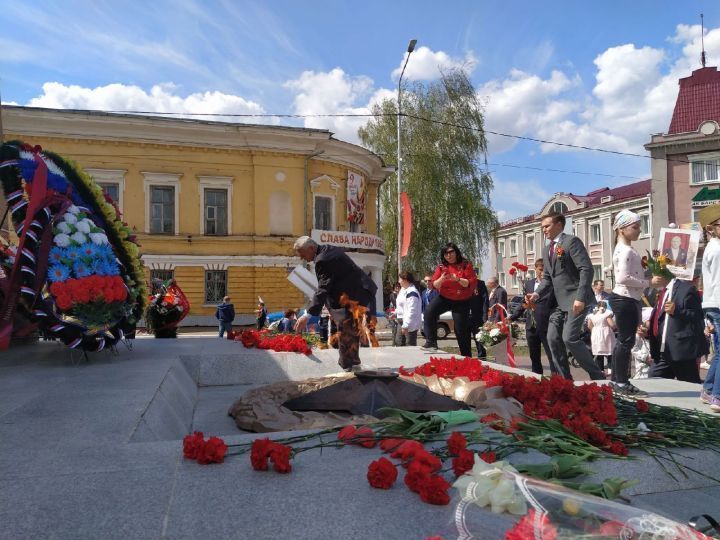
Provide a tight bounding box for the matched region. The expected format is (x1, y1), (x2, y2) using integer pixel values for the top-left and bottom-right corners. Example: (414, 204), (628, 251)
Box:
(397, 38), (417, 279)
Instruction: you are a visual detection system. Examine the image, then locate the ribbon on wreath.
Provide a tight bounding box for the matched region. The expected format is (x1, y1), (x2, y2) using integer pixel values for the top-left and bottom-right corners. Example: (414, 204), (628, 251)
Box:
(488, 303), (516, 368)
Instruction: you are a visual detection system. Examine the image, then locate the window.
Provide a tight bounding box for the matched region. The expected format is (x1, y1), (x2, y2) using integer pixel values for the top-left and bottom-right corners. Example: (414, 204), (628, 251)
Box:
(639, 213), (650, 236)
(550, 201), (568, 214)
(205, 270), (227, 304)
(150, 269), (174, 283)
(589, 222), (601, 244)
(98, 182), (120, 205)
(204, 189), (228, 235)
(526, 234), (535, 253)
(509, 238), (517, 256)
(690, 153), (720, 184)
(314, 196), (333, 230)
(593, 265), (602, 281)
(150, 186), (175, 234)
(498, 273), (506, 287)
(511, 273), (518, 289)
(498, 240), (506, 257)
(528, 270), (536, 280)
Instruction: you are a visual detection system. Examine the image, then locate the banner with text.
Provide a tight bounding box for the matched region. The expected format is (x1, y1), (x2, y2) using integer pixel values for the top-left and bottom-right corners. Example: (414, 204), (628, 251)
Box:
(311, 229), (385, 253)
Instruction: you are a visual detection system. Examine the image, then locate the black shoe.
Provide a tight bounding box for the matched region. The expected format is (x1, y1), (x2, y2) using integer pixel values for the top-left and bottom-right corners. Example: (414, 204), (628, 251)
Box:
(420, 342), (438, 352)
(610, 381), (649, 398)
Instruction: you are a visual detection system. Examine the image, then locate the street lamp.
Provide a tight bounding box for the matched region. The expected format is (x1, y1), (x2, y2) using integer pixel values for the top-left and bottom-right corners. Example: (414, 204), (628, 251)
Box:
(397, 38), (417, 279)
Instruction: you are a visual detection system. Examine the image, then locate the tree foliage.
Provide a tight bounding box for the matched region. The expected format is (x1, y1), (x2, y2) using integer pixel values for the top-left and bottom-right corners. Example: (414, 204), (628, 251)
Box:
(358, 69), (497, 281)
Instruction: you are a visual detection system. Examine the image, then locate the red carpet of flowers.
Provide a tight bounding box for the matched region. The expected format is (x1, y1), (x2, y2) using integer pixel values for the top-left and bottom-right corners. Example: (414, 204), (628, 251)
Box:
(234, 328), (312, 355)
(401, 357), (628, 456)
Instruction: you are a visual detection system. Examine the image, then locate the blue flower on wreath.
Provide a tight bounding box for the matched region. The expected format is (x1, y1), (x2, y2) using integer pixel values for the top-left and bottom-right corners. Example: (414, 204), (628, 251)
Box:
(79, 243), (98, 260)
(95, 243), (114, 261)
(91, 259), (118, 276)
(48, 264), (70, 283)
(73, 260), (92, 278)
(66, 246), (81, 261)
(49, 246), (66, 264)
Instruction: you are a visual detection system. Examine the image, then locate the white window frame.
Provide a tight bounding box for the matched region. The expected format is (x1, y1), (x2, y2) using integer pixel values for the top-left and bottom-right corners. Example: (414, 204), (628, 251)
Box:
(511, 273), (518, 290)
(143, 173), (181, 235)
(589, 221), (602, 245)
(689, 152), (720, 185)
(313, 193), (335, 231)
(498, 239), (506, 257)
(86, 169), (126, 213)
(525, 233), (535, 253)
(509, 238), (517, 256)
(550, 201), (569, 214)
(528, 269), (536, 280)
(199, 176), (233, 235)
(638, 212), (651, 238)
(498, 273), (506, 288)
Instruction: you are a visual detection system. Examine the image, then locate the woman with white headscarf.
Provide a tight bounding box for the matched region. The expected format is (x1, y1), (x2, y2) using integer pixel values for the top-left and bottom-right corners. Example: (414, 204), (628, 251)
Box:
(610, 210), (663, 396)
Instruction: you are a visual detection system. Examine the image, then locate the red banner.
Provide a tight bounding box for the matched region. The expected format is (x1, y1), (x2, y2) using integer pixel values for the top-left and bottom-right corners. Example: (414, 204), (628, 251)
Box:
(400, 192), (412, 257)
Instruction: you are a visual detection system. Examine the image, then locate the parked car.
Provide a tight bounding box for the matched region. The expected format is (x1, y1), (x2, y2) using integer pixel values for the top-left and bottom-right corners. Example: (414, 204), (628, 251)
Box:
(508, 295), (524, 318)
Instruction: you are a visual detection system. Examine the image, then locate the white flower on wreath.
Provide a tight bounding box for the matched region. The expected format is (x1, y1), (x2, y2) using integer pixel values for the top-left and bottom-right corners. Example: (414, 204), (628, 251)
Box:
(453, 455), (527, 515)
(70, 231), (87, 245)
(56, 221), (72, 234)
(63, 212), (78, 224)
(75, 219), (92, 234)
(67, 204), (81, 214)
(53, 233), (71, 247)
(89, 232), (109, 245)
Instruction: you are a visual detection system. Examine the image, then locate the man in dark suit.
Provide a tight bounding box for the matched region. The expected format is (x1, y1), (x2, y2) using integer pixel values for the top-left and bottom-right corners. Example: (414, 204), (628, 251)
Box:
(512, 259), (557, 375)
(470, 276), (490, 357)
(529, 211), (604, 380)
(294, 236), (378, 371)
(589, 279), (612, 310)
(662, 235), (688, 267)
(647, 277), (704, 382)
(486, 276), (507, 322)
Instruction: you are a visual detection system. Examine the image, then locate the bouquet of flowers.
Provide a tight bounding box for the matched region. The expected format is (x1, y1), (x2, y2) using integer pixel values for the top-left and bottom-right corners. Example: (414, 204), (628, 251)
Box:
(642, 250), (675, 280)
(144, 279), (189, 338)
(476, 321), (520, 348)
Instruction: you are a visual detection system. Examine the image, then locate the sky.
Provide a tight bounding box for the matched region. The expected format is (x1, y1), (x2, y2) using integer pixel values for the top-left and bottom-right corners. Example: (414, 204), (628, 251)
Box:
(2, 0), (720, 231)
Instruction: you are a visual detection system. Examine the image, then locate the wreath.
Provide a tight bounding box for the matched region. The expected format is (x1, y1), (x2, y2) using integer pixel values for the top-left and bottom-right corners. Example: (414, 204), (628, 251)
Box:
(0, 141), (146, 351)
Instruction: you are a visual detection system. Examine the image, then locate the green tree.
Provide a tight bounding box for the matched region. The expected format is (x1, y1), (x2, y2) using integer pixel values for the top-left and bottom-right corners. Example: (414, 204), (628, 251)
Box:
(358, 69), (497, 282)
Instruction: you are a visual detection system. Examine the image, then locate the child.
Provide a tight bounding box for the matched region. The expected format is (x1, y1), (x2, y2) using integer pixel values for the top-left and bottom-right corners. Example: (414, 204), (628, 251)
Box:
(255, 298), (267, 330)
(215, 296), (235, 338)
(587, 300), (615, 376)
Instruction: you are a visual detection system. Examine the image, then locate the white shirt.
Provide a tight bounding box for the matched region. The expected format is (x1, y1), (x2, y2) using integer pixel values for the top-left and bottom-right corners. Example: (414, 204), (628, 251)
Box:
(395, 285), (422, 332)
(612, 243), (648, 301)
(702, 237), (720, 309)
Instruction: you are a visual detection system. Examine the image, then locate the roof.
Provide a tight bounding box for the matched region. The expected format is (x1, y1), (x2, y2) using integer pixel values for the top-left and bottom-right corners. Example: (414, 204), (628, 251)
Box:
(497, 179), (651, 230)
(667, 66), (720, 134)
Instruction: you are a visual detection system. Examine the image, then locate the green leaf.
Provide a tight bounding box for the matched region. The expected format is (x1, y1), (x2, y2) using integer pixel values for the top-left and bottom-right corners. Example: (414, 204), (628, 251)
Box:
(432, 410), (478, 426)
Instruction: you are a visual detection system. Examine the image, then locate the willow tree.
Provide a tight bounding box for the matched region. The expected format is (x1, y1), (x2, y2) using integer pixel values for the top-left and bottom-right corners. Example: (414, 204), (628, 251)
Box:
(358, 69), (497, 281)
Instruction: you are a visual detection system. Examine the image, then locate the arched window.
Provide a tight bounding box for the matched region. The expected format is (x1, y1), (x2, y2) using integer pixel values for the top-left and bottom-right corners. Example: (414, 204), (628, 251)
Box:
(269, 191), (293, 235)
(550, 201), (568, 214)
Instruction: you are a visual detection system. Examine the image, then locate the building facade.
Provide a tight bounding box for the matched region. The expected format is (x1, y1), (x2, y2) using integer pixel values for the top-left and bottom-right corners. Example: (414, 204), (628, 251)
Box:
(646, 66), (720, 237)
(491, 181), (652, 295)
(3, 106), (391, 324)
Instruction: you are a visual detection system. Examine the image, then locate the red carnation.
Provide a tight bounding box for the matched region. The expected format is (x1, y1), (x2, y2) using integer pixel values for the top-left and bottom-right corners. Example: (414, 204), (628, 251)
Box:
(182, 431), (205, 460)
(411, 451), (442, 473)
(56, 294), (73, 311)
(452, 449), (475, 477)
(250, 438), (274, 471)
(418, 474), (451, 505)
(516, 263), (529, 272)
(391, 440), (424, 461)
(337, 425), (357, 444)
(269, 443), (293, 473)
(404, 463), (430, 493)
(196, 436), (228, 464)
(354, 426), (377, 448)
(480, 451), (496, 463)
(367, 457), (398, 489)
(508, 267), (517, 276)
(380, 438), (405, 453)
(447, 432), (467, 456)
(635, 400), (649, 413)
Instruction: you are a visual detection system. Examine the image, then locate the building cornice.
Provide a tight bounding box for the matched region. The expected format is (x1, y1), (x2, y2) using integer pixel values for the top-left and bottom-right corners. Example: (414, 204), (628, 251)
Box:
(3, 105), (391, 185)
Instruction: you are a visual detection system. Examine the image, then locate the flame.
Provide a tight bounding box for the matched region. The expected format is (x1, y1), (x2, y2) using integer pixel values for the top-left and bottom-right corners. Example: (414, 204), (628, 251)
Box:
(339, 293), (379, 347)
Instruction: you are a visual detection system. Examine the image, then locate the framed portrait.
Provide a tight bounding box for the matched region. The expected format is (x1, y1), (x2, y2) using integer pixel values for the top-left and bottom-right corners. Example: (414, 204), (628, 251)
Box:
(657, 228), (701, 281)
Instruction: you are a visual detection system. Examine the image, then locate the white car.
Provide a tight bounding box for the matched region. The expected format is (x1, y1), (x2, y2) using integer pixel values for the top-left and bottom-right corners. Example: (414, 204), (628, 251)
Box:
(420, 311), (455, 339)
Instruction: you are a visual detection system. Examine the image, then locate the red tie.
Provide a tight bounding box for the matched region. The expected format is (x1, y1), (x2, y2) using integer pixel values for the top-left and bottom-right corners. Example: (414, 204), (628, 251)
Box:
(652, 288), (666, 336)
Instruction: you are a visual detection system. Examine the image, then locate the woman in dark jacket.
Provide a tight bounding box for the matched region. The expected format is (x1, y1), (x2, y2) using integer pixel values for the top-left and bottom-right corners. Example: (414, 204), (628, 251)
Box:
(421, 243), (477, 356)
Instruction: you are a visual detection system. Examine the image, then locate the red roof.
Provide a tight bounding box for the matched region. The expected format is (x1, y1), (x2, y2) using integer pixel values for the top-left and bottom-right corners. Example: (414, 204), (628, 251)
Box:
(498, 180), (651, 230)
(668, 66), (720, 134)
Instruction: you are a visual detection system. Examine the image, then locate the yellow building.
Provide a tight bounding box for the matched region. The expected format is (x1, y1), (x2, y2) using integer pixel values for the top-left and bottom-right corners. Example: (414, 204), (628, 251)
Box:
(3, 106), (391, 324)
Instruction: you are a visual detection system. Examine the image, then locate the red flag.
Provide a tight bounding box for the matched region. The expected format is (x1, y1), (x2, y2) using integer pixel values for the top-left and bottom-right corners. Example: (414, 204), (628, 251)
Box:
(400, 192), (412, 257)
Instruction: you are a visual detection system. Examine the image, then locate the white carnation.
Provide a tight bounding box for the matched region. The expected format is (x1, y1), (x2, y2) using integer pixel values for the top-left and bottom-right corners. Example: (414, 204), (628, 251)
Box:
(75, 219), (92, 234)
(56, 222), (72, 234)
(70, 231), (87, 245)
(89, 232), (108, 245)
(63, 213), (78, 224)
(67, 204), (81, 214)
(54, 233), (71, 247)
(489, 328), (501, 337)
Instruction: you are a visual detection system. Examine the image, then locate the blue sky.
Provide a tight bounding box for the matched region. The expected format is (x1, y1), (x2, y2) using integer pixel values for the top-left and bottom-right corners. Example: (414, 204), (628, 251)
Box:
(2, 0), (720, 226)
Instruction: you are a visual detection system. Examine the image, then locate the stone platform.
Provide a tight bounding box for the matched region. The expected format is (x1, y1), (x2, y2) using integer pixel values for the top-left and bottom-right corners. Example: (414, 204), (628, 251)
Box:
(1, 338), (718, 539)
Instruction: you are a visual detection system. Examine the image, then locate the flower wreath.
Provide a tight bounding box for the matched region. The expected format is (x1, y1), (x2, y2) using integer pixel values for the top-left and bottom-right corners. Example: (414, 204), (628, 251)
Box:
(0, 141), (146, 351)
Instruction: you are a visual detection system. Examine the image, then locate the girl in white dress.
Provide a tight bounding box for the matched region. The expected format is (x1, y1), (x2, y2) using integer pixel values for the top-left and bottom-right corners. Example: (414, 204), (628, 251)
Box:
(587, 301), (616, 375)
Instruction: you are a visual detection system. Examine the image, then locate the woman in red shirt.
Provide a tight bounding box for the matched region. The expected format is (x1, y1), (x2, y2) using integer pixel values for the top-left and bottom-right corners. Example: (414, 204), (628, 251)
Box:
(421, 243), (477, 356)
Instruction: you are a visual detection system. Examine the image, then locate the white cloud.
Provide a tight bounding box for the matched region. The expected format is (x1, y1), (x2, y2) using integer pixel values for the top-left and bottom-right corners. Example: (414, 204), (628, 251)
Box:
(25, 82), (265, 121)
(391, 46), (478, 81)
(284, 68), (394, 143)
